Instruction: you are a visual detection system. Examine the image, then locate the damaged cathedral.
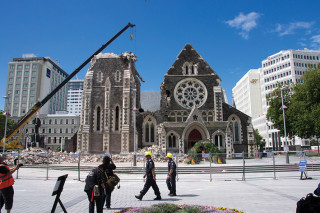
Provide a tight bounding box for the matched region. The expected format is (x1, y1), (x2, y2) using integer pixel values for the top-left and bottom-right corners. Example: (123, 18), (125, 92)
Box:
(77, 44), (256, 158)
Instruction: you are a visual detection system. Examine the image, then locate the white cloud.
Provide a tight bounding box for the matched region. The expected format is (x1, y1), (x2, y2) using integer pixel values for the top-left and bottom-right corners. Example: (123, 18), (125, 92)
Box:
(225, 12), (261, 39)
(311, 34), (320, 49)
(274, 22), (314, 36)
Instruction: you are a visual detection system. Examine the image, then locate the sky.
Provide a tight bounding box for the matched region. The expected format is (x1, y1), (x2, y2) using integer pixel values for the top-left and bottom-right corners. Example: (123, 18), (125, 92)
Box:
(1, 0), (320, 111)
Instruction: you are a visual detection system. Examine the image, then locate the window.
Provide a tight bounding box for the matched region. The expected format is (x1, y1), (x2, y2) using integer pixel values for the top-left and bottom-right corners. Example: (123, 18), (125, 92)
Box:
(22, 96), (27, 101)
(30, 96), (35, 101)
(8, 84), (13, 88)
(16, 77), (21, 82)
(25, 65), (30, 69)
(9, 78), (13, 82)
(17, 65), (22, 70)
(16, 84), (20, 88)
(32, 64), (37, 69)
(32, 71), (37, 75)
(115, 106), (119, 131)
(168, 133), (176, 148)
(23, 83), (28, 88)
(9, 71), (14, 76)
(60, 119), (63, 124)
(96, 106), (101, 131)
(24, 71), (29, 76)
(17, 71), (22, 76)
(31, 77), (36, 82)
(49, 119), (52, 124)
(66, 119), (68, 124)
(24, 77), (28, 82)
(9, 65), (15, 70)
(30, 90), (35, 95)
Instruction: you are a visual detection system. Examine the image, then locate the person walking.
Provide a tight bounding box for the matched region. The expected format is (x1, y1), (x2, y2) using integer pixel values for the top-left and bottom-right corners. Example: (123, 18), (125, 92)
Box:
(135, 152), (161, 200)
(0, 155), (20, 213)
(84, 164), (106, 213)
(166, 153), (176, 196)
(102, 156), (116, 209)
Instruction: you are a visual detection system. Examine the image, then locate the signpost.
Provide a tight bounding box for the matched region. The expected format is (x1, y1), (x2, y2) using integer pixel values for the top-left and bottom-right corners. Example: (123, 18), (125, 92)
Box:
(299, 160), (309, 180)
(51, 174), (68, 213)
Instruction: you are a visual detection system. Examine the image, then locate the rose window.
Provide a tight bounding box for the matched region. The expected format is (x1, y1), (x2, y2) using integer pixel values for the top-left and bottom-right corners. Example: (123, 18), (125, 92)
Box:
(174, 78), (207, 109)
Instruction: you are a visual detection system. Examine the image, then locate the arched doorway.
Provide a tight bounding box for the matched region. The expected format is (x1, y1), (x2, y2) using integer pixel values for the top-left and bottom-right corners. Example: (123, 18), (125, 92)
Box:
(188, 129), (202, 149)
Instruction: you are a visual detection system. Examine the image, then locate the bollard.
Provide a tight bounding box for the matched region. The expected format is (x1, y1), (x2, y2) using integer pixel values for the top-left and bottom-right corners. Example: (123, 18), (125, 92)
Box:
(242, 152), (245, 181)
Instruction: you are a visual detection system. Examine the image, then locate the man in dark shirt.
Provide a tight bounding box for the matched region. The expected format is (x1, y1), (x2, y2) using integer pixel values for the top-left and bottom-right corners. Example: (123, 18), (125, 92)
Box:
(166, 153), (176, 196)
(84, 164), (106, 213)
(0, 155), (20, 213)
(135, 152), (161, 200)
(102, 156), (116, 209)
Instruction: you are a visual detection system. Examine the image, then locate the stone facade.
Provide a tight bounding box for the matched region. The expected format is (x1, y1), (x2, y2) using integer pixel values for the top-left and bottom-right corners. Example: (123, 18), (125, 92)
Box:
(77, 52), (142, 154)
(78, 45), (256, 157)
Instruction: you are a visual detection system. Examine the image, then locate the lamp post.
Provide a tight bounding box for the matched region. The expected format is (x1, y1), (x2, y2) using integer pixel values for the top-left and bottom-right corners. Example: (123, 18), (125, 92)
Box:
(2, 96), (9, 155)
(133, 88), (137, 166)
(280, 87), (289, 164)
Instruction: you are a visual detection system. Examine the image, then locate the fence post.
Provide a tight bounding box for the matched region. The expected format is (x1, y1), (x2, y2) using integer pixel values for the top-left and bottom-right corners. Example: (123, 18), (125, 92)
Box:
(16, 150), (20, 179)
(176, 154), (179, 182)
(242, 151), (245, 181)
(78, 153), (81, 181)
(210, 153), (212, 182)
(46, 152), (49, 180)
(273, 152), (276, 180)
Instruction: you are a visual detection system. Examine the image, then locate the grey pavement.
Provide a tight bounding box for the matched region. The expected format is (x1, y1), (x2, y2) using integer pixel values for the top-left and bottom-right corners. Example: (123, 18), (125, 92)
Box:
(10, 166), (320, 213)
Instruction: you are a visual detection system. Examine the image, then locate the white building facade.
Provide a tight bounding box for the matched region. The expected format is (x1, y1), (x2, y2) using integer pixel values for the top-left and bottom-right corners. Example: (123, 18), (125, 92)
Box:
(5, 54), (68, 117)
(232, 69), (262, 119)
(254, 49), (320, 150)
(67, 79), (84, 116)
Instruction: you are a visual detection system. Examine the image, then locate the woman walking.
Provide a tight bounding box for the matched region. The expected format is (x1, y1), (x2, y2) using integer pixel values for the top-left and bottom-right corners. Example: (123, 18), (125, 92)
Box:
(103, 156), (116, 209)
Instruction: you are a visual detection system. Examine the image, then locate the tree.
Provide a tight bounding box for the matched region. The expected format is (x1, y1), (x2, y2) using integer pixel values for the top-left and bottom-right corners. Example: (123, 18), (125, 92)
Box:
(254, 129), (265, 151)
(288, 64), (320, 139)
(266, 84), (293, 138)
(0, 110), (16, 139)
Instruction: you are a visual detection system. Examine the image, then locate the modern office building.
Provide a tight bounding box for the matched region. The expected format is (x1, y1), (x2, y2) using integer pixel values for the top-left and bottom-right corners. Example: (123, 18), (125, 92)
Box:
(67, 79), (84, 116)
(252, 49), (320, 150)
(232, 69), (262, 119)
(5, 54), (68, 118)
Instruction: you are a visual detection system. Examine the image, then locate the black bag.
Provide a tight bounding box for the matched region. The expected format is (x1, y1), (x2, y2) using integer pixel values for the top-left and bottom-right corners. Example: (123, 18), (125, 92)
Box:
(105, 173), (120, 190)
(296, 193), (320, 213)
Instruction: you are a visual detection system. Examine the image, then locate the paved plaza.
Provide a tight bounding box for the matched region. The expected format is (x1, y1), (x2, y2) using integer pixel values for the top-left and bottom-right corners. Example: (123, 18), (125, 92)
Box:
(10, 165), (320, 213)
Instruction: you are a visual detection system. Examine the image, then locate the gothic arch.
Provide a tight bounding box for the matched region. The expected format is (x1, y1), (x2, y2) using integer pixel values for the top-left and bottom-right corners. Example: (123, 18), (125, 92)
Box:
(227, 114), (242, 143)
(212, 130), (226, 150)
(142, 115), (157, 145)
(94, 104), (103, 132)
(166, 130), (179, 150)
(182, 122), (209, 150)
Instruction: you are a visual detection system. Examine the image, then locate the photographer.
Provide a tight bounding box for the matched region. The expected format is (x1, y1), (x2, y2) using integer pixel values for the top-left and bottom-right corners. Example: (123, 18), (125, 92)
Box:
(0, 155), (21, 213)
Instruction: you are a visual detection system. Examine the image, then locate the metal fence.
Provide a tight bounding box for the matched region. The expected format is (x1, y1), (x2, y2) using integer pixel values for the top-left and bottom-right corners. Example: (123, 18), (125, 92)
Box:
(5, 150), (320, 182)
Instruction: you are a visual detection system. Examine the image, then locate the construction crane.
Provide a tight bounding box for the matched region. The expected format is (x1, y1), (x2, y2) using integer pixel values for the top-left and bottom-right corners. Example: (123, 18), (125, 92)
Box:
(1, 23), (136, 148)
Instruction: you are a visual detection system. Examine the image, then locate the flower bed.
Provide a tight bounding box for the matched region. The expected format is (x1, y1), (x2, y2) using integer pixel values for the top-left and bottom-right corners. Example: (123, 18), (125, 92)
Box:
(117, 203), (243, 213)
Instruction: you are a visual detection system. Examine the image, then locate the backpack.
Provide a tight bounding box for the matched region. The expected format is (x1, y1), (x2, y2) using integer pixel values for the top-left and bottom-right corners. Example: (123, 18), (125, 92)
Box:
(296, 193), (320, 213)
(105, 173), (120, 190)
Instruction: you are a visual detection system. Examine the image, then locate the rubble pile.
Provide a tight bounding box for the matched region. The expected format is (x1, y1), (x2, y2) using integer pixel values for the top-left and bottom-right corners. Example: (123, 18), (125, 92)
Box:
(5, 146), (186, 165)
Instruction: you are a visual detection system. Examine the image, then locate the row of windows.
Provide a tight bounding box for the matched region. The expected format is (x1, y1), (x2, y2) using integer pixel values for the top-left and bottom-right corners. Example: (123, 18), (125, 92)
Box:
(47, 137), (68, 144)
(293, 54), (319, 60)
(9, 64), (38, 70)
(264, 70), (292, 82)
(8, 77), (37, 82)
(168, 111), (214, 122)
(265, 79), (293, 91)
(9, 70), (37, 76)
(294, 62), (317, 68)
(263, 54), (290, 67)
(263, 63), (290, 75)
(41, 119), (76, 125)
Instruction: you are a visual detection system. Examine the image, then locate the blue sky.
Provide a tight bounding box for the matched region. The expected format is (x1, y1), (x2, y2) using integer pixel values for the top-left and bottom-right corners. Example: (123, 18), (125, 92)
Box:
(1, 0), (320, 110)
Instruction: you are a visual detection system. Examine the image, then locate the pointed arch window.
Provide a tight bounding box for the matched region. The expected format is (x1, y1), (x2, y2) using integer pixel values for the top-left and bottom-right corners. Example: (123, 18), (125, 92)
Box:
(144, 116), (156, 143)
(168, 133), (176, 148)
(234, 122), (239, 142)
(115, 106), (119, 131)
(97, 106), (101, 131)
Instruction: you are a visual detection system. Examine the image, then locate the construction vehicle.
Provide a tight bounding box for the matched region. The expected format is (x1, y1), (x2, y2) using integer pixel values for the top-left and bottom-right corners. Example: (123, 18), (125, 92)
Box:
(1, 23), (136, 149)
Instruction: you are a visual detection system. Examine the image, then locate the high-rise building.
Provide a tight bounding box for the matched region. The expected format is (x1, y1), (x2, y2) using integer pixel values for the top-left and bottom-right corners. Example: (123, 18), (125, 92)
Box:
(232, 69), (262, 119)
(67, 79), (84, 115)
(251, 49), (320, 151)
(5, 54), (68, 117)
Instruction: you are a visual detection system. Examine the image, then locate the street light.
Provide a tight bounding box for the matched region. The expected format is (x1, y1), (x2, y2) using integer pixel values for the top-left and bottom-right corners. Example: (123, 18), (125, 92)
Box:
(2, 96), (9, 155)
(280, 87), (289, 164)
(133, 88), (137, 166)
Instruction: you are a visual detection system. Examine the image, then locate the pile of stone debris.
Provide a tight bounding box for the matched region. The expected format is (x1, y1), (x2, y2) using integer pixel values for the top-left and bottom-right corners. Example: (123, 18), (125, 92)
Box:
(5, 145), (185, 165)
